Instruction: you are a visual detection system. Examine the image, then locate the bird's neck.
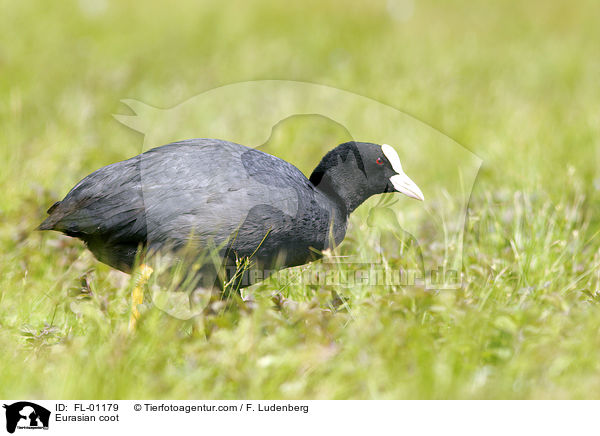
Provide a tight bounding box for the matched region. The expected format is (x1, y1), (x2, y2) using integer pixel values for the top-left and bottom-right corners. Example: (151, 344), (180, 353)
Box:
(309, 167), (371, 215)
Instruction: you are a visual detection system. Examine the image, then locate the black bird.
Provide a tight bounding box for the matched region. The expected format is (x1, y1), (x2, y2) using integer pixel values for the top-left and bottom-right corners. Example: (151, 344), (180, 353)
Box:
(38, 139), (423, 326)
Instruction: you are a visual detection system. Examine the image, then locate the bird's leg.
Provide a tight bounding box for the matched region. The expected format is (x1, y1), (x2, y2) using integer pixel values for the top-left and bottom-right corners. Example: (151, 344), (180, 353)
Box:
(128, 264), (154, 331)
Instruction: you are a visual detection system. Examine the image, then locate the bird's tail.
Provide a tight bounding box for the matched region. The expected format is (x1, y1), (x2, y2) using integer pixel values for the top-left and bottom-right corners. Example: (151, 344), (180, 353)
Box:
(36, 201), (62, 230)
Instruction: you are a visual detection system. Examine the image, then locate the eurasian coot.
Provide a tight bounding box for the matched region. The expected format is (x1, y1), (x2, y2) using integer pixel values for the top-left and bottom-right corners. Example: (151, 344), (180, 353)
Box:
(39, 138), (423, 325)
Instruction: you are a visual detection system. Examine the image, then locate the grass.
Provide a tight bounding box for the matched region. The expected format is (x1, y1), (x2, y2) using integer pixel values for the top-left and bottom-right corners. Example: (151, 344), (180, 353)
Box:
(1, 0), (600, 399)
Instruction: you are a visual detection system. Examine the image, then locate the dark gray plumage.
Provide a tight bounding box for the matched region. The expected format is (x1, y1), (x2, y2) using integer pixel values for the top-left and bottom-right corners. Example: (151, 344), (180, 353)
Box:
(38, 138), (423, 290)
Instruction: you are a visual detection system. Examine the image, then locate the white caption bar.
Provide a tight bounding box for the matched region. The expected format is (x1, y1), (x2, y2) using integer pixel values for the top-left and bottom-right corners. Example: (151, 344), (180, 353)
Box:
(0, 400), (596, 435)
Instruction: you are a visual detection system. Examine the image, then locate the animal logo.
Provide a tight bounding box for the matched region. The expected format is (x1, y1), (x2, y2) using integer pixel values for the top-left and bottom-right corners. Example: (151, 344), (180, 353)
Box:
(3, 402), (50, 433)
(116, 80), (482, 290)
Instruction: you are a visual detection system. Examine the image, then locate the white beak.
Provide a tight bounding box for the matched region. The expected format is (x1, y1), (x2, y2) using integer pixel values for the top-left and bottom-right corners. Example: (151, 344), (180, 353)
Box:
(389, 173), (425, 201)
(382, 143), (424, 201)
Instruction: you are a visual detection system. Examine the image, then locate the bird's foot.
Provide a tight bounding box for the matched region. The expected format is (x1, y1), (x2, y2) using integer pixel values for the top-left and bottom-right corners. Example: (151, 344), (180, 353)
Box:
(128, 264), (154, 331)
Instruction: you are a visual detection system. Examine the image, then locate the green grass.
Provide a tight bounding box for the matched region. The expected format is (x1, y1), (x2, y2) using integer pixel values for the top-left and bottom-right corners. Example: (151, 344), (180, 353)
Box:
(2, 0), (600, 399)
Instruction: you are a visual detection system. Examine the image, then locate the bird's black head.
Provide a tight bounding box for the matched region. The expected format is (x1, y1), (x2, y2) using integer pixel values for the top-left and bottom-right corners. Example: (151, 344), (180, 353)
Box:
(310, 141), (424, 214)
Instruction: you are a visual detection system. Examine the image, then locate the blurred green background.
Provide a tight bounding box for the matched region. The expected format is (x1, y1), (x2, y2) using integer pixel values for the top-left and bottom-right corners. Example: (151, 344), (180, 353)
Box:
(1, 0), (600, 399)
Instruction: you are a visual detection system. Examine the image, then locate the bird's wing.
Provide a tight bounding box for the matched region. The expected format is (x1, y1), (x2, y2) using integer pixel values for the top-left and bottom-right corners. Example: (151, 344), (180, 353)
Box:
(140, 142), (322, 254)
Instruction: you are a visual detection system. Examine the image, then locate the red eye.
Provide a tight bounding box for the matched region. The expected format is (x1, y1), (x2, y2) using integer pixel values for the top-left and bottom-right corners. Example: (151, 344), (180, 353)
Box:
(376, 157), (384, 165)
